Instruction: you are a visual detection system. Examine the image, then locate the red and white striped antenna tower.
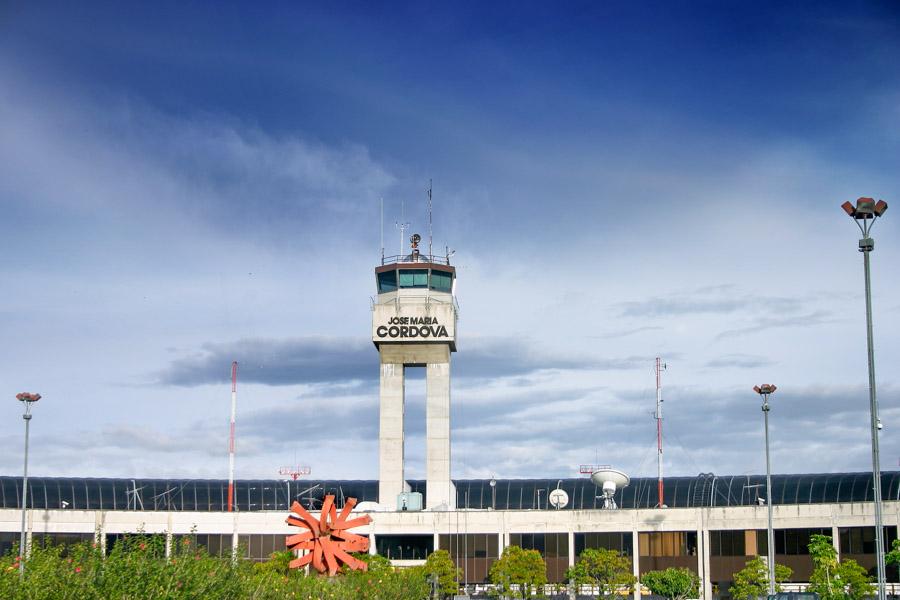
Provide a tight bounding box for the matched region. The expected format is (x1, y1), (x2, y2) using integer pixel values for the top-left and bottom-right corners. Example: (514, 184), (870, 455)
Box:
(656, 357), (667, 508)
(278, 465), (312, 481)
(228, 361), (238, 512)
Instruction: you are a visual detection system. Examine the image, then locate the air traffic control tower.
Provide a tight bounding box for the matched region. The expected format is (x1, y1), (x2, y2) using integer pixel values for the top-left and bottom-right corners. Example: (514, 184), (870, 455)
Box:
(373, 234), (457, 510)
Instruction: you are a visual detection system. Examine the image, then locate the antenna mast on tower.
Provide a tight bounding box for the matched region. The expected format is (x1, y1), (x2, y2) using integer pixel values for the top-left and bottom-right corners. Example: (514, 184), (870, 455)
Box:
(656, 357), (667, 508)
(228, 361), (238, 512)
(427, 179), (433, 259)
(396, 200), (409, 256)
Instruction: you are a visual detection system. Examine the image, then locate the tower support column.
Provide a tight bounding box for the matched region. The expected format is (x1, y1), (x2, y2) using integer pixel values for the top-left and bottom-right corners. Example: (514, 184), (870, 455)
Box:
(427, 360), (454, 509)
(379, 362), (406, 506)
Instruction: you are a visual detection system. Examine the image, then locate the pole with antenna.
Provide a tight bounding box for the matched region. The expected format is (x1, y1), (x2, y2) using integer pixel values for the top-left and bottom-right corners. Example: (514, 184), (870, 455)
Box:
(228, 361), (238, 512)
(428, 179), (433, 259)
(656, 357), (667, 508)
(380, 197), (384, 264)
(396, 199), (409, 256)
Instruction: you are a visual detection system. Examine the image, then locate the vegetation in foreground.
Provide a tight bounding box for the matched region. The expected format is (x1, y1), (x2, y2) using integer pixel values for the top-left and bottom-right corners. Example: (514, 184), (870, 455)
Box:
(0, 536), (430, 600)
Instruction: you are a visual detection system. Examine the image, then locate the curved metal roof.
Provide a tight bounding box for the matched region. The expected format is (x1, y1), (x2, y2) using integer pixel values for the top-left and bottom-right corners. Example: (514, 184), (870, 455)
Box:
(0, 472), (897, 512)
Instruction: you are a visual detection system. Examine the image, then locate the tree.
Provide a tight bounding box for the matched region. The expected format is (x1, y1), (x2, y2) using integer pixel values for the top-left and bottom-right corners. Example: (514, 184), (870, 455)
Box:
(424, 550), (462, 599)
(729, 556), (793, 600)
(808, 534), (841, 600)
(565, 548), (636, 598)
(886, 539), (900, 568)
(837, 559), (875, 600)
(489, 545), (547, 599)
(641, 567), (700, 600)
(807, 534), (874, 600)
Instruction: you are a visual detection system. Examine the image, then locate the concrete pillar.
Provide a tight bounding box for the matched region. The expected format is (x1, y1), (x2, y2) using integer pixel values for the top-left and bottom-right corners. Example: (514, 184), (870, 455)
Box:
(633, 530), (641, 600)
(700, 527), (712, 600)
(369, 533), (377, 555)
(426, 361), (453, 509)
(832, 525), (841, 560)
(379, 362), (405, 506)
(165, 512), (173, 558)
(568, 531), (575, 567)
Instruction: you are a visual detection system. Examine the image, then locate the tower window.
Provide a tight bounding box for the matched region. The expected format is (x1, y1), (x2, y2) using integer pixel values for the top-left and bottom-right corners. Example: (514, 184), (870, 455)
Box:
(377, 270), (397, 293)
(398, 269), (428, 288)
(430, 270), (452, 292)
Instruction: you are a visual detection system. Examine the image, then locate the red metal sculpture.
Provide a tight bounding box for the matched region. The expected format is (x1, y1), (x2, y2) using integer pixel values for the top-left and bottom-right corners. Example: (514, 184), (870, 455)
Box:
(285, 495), (372, 575)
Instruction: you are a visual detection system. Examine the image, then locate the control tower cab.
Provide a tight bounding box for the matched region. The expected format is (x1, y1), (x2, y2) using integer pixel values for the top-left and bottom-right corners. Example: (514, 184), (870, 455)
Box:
(373, 234), (457, 510)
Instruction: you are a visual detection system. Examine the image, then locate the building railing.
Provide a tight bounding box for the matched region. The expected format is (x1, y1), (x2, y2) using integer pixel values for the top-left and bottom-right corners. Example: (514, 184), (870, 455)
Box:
(380, 253), (452, 266)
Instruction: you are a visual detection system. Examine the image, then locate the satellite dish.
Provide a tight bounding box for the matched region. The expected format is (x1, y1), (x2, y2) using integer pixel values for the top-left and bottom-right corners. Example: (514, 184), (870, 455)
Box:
(590, 467), (630, 510)
(549, 488), (569, 509)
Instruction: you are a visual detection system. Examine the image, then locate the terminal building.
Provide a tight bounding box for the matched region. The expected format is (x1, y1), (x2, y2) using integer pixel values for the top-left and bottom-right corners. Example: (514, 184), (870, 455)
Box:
(2, 236), (899, 597)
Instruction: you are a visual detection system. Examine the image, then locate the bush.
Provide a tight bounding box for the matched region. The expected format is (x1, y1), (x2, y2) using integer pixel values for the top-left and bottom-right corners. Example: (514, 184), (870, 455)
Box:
(0, 539), (430, 600)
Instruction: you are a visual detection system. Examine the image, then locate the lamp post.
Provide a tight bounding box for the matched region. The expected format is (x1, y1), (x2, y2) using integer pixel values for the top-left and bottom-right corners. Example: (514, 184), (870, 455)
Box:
(490, 476), (496, 510)
(841, 196), (889, 600)
(15, 392), (41, 579)
(753, 384), (777, 596)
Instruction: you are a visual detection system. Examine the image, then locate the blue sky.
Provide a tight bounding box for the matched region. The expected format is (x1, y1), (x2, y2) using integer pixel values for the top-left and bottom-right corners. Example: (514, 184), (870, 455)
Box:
(1, 1), (898, 482)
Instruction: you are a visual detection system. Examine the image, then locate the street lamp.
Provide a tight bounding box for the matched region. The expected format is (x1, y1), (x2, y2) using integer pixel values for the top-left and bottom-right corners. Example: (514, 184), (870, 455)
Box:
(15, 392), (41, 578)
(842, 196), (889, 600)
(753, 384), (777, 597)
(489, 477), (496, 510)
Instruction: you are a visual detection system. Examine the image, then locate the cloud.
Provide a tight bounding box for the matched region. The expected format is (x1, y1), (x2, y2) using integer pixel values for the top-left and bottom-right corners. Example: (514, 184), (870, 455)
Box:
(715, 310), (835, 340)
(617, 288), (804, 318)
(704, 354), (776, 369)
(155, 335), (646, 387)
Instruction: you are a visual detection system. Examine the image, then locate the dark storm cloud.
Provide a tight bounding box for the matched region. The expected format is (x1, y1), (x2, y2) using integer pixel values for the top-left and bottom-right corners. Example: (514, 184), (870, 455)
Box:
(156, 336), (644, 387)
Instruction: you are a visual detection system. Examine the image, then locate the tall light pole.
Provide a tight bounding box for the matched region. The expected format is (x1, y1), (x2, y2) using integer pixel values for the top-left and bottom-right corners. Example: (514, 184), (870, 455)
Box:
(842, 196), (889, 600)
(16, 392), (41, 579)
(753, 384), (777, 596)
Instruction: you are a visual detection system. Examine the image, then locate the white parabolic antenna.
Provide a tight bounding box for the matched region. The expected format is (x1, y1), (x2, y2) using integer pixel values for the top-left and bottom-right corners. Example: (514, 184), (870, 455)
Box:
(549, 488), (569, 509)
(590, 467), (630, 510)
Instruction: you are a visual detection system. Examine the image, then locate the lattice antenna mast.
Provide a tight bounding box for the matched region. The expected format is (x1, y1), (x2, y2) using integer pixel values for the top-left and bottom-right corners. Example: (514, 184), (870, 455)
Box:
(228, 361), (238, 512)
(656, 357), (667, 508)
(427, 179), (433, 258)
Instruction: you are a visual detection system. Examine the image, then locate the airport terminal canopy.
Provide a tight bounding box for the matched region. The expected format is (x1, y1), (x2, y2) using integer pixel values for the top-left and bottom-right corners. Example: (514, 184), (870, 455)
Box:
(2, 472), (899, 512)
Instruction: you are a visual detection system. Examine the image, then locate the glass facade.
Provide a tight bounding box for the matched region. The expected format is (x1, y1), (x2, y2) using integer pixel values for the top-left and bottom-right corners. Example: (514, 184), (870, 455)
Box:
(439, 534), (501, 584)
(574, 532), (632, 557)
(0, 473), (897, 512)
(430, 269), (452, 292)
(510, 533), (569, 583)
(377, 270), (397, 292)
(398, 269), (428, 288)
(376, 267), (455, 293)
(710, 530), (759, 557)
(375, 534), (433, 560)
(239, 534), (285, 562)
